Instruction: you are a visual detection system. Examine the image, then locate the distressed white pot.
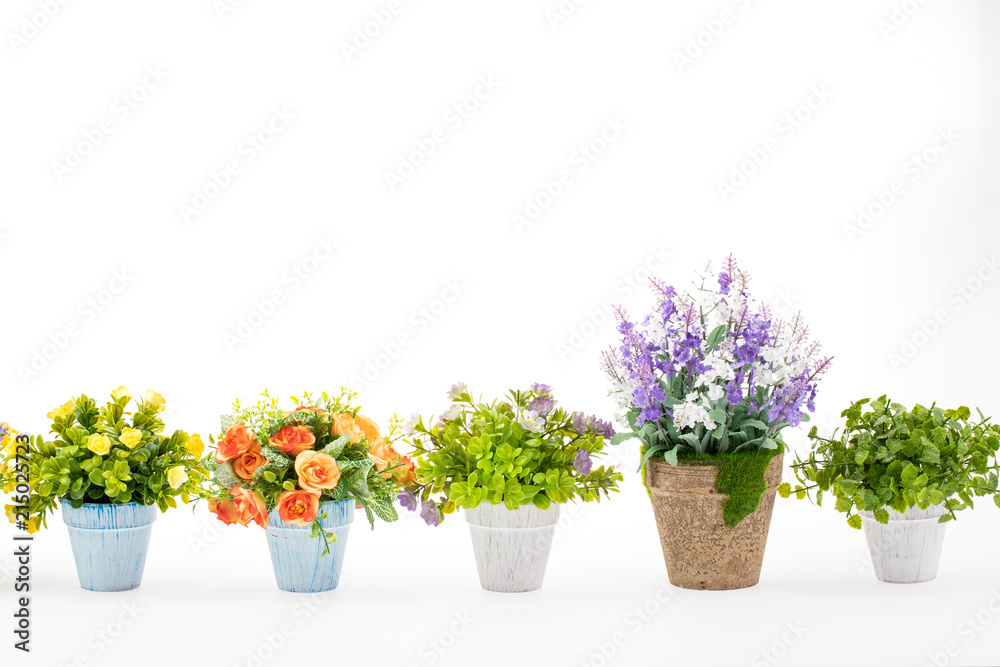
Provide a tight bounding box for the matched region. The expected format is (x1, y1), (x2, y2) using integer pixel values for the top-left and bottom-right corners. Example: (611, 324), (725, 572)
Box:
(859, 505), (948, 583)
(465, 503), (560, 593)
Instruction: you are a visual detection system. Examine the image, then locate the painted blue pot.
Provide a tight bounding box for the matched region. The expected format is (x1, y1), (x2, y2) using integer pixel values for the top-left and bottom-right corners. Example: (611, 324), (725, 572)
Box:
(61, 501), (157, 592)
(266, 500), (355, 593)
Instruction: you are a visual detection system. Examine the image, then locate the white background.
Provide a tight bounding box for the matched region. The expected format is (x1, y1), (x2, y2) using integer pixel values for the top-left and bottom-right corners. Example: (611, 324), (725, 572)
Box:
(2, 0), (999, 665)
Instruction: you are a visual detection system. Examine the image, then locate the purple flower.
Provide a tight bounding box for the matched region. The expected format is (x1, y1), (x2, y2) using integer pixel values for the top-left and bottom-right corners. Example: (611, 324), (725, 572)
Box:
(398, 490), (418, 512)
(573, 449), (593, 476)
(420, 502), (441, 527)
(572, 411), (588, 433)
(570, 412), (616, 439)
(529, 397), (555, 414)
(718, 271), (731, 295)
(530, 382), (552, 397)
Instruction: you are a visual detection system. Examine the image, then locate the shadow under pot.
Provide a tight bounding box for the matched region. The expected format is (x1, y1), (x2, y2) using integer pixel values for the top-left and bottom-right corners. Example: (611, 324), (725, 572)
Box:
(61, 501), (157, 592)
(465, 503), (560, 593)
(645, 452), (783, 590)
(265, 499), (355, 593)
(859, 505), (948, 583)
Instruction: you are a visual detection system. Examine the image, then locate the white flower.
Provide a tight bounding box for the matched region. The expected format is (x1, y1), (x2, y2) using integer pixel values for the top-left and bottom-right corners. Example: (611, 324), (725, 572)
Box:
(518, 410), (546, 433)
(706, 384), (725, 402)
(438, 404), (463, 424)
(402, 414), (420, 435)
(673, 395), (717, 432)
(447, 382), (468, 400)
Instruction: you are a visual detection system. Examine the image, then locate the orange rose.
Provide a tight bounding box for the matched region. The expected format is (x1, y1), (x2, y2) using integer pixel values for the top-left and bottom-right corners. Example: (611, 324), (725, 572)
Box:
(231, 485), (268, 528)
(233, 445), (267, 480)
(354, 414), (380, 444)
(393, 455), (416, 485)
(269, 425), (316, 456)
(209, 498), (239, 525)
(294, 451), (341, 494)
(276, 490), (320, 526)
(368, 437), (399, 478)
(215, 423), (258, 462)
(330, 413), (365, 444)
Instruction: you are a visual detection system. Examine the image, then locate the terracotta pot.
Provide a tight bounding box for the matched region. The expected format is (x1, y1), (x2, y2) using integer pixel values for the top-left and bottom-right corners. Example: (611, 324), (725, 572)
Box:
(645, 453), (783, 590)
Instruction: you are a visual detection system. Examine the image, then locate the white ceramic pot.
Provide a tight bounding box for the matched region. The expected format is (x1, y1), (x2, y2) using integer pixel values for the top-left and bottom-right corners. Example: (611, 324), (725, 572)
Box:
(859, 505), (948, 583)
(465, 503), (560, 593)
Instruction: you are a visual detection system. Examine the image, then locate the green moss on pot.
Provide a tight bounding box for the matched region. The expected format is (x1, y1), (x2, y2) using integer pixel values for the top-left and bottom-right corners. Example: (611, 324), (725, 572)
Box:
(678, 445), (784, 528)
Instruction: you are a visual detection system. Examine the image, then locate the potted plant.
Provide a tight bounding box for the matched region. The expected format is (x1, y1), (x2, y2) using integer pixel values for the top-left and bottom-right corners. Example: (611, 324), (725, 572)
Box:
(203, 389), (406, 593)
(398, 383), (622, 593)
(1, 388), (207, 591)
(783, 397), (1000, 583)
(603, 256), (832, 590)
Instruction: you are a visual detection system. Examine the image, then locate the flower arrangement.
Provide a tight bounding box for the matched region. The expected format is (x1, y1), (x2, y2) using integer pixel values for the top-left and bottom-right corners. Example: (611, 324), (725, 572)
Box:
(603, 256), (833, 467)
(204, 389), (407, 554)
(398, 383), (622, 525)
(2, 389), (207, 533)
(783, 397), (1000, 527)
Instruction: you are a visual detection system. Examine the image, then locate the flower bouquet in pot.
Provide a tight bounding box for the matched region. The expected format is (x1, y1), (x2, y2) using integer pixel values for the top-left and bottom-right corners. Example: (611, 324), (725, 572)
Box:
(398, 383), (622, 593)
(784, 397), (1000, 583)
(203, 389), (406, 593)
(603, 256), (832, 590)
(2, 389), (206, 591)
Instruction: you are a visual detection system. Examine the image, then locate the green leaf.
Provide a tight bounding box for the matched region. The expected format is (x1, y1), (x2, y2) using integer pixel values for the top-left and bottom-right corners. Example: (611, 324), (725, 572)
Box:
(610, 433), (634, 446)
(873, 508), (890, 524)
(704, 324), (727, 353)
(777, 482), (791, 499)
(846, 514), (863, 530)
(320, 435), (350, 458)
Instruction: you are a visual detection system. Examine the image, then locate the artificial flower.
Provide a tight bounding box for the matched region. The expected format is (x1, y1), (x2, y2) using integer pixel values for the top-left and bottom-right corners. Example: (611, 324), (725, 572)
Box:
(209, 498), (239, 526)
(329, 413), (364, 444)
(294, 450), (341, 494)
(119, 427), (143, 449)
(145, 390), (166, 412)
(269, 425), (316, 456)
(185, 433), (205, 459)
(46, 400), (75, 421)
(368, 437), (398, 478)
(517, 410), (546, 434)
(87, 433), (112, 456)
(233, 446), (267, 480)
(354, 414), (380, 444)
(232, 486), (268, 527)
(447, 382), (468, 400)
(166, 466), (189, 489)
(215, 423), (257, 462)
(276, 489), (320, 525)
(111, 386), (130, 401)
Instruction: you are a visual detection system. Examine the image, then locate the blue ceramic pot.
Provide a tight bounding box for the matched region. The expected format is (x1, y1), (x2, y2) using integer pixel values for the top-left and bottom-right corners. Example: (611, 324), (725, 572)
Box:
(61, 501), (157, 592)
(266, 500), (355, 593)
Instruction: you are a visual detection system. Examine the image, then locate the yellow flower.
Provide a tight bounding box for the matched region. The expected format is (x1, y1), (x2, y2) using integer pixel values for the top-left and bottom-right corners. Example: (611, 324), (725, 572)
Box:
(166, 466), (188, 489)
(111, 386), (130, 401)
(119, 428), (143, 449)
(185, 434), (205, 459)
(145, 390), (166, 413)
(87, 433), (112, 456)
(46, 400), (76, 421)
(24, 515), (41, 534)
(4, 504), (16, 523)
